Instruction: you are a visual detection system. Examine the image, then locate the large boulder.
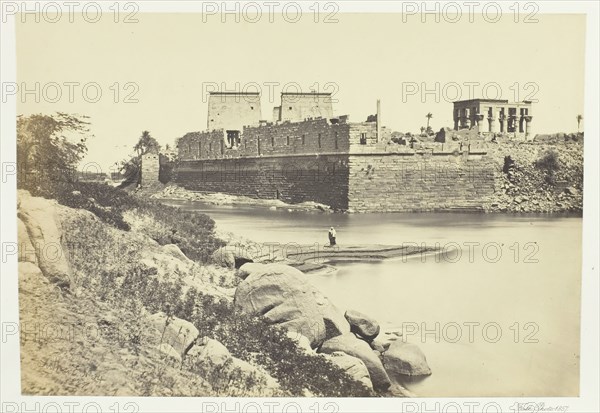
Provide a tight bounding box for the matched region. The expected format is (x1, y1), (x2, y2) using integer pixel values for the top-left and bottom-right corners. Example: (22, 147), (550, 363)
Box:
(383, 341), (432, 377)
(315, 295), (351, 340)
(139, 244), (195, 280)
(18, 191), (72, 288)
(345, 309), (380, 341)
(235, 263), (348, 347)
(236, 262), (266, 280)
(326, 351), (373, 390)
(319, 333), (391, 391)
(187, 337), (230, 365)
(148, 312), (199, 357)
(18, 217), (37, 264)
(157, 343), (182, 362)
(212, 246), (255, 269)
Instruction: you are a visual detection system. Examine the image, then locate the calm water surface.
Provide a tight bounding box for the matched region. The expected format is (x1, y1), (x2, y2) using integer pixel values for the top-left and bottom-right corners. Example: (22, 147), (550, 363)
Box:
(165, 200), (582, 397)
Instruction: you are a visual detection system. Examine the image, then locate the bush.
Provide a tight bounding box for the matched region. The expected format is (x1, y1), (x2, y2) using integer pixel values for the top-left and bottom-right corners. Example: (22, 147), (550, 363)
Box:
(30, 180), (224, 262)
(535, 150), (560, 173)
(535, 150), (561, 185)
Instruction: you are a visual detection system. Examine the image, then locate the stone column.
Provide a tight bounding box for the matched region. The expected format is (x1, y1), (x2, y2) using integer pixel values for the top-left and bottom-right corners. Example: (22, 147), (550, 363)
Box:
(464, 108), (471, 128)
(476, 114), (486, 132)
(524, 115), (533, 139)
(512, 115), (519, 137)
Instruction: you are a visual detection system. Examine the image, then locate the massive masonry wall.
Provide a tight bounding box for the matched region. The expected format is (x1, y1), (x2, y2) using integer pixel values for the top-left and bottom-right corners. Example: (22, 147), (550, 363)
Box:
(167, 151), (495, 212)
(347, 152), (496, 212)
(172, 154), (350, 210)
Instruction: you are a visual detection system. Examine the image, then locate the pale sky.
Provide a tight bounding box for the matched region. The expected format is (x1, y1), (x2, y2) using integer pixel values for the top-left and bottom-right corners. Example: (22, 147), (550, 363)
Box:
(16, 12), (586, 172)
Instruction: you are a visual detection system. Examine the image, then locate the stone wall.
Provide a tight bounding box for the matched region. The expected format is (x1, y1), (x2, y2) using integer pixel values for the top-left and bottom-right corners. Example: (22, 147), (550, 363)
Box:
(172, 154), (350, 210)
(141, 153), (161, 189)
(166, 151), (495, 212)
(177, 118), (353, 160)
(347, 152), (496, 212)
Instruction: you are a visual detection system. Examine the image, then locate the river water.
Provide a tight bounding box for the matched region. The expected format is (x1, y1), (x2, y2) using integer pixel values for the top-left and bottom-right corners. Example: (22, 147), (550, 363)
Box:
(164, 200), (582, 397)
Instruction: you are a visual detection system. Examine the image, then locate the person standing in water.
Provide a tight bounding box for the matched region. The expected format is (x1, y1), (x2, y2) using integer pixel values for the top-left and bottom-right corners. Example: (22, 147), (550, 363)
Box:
(328, 227), (337, 246)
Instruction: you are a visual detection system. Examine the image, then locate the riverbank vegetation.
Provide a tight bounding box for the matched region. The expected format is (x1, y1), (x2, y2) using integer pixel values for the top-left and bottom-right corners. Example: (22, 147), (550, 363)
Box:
(17, 113), (373, 396)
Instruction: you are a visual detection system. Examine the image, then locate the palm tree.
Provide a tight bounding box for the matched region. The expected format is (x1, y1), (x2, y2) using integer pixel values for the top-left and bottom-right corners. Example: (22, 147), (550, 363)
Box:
(426, 112), (433, 129)
(134, 130), (161, 156)
(576, 114), (583, 132)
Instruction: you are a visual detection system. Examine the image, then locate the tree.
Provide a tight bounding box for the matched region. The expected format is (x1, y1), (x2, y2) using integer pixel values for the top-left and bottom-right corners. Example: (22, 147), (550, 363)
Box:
(576, 114), (583, 132)
(134, 130), (161, 156)
(17, 112), (91, 190)
(118, 131), (161, 187)
(426, 112), (433, 129)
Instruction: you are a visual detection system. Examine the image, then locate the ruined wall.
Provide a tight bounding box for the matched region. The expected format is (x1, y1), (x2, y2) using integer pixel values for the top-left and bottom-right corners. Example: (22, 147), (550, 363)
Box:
(348, 122), (378, 147)
(243, 119), (350, 156)
(347, 152), (496, 212)
(177, 118), (352, 160)
(178, 130), (228, 160)
(141, 153), (161, 189)
(172, 154), (350, 209)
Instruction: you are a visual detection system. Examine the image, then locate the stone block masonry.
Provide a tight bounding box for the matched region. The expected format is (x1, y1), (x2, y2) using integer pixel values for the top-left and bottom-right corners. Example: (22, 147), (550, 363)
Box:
(164, 151), (495, 212)
(347, 153), (496, 212)
(141, 153), (162, 190)
(173, 154), (351, 210)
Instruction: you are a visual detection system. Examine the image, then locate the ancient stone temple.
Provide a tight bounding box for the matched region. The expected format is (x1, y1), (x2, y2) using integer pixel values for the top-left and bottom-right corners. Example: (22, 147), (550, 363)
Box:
(453, 99), (533, 139)
(146, 92), (497, 212)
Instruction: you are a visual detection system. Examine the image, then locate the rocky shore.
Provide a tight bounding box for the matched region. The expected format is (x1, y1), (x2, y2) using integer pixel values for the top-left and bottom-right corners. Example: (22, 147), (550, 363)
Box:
(232, 261), (431, 395)
(483, 137), (583, 213)
(151, 185), (334, 213)
(18, 190), (433, 396)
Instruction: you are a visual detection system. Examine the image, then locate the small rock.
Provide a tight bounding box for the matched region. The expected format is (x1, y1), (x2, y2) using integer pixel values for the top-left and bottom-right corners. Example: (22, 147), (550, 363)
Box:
(148, 312), (199, 357)
(383, 341), (431, 377)
(565, 186), (579, 196)
(345, 309), (380, 341)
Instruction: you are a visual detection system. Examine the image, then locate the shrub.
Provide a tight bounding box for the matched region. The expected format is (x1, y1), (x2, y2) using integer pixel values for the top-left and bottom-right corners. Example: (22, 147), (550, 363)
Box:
(535, 150), (561, 185)
(535, 150), (560, 173)
(31, 180), (224, 262)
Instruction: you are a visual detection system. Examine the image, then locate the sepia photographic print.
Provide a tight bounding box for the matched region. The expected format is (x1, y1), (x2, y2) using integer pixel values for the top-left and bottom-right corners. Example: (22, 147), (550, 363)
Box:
(1, 1), (599, 412)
